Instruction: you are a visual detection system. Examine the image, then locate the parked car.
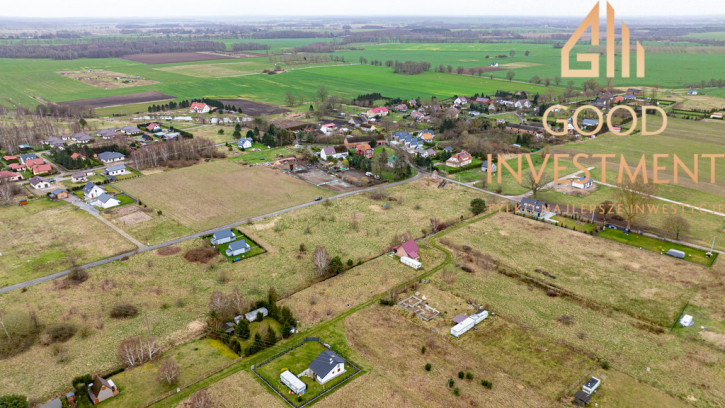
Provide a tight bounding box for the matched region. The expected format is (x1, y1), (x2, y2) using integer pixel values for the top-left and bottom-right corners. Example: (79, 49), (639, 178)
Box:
(314, 197), (322, 201)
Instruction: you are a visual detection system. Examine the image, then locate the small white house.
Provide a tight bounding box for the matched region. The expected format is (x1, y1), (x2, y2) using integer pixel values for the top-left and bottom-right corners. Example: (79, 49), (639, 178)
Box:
(680, 314), (694, 327)
(400, 256), (421, 270)
(571, 176), (593, 189)
(237, 138), (253, 149)
(307, 350), (346, 385)
(82, 182), (105, 200)
(320, 145), (348, 161)
(225, 239), (251, 257)
(211, 229), (235, 245)
(582, 377), (601, 394)
(105, 164), (128, 176)
(245, 307), (269, 322)
(280, 370), (306, 395)
(29, 176), (50, 190)
(92, 193), (121, 209)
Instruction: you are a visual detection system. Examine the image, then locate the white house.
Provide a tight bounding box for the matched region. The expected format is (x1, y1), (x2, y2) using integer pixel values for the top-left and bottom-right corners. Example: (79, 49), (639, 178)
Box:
(450, 309), (488, 337)
(515, 99), (532, 109)
(82, 182), (105, 200)
(190, 102), (211, 113)
(481, 160), (497, 173)
(445, 151), (473, 168)
(237, 138), (253, 149)
(226, 239), (251, 257)
(280, 370), (306, 395)
(307, 350), (346, 385)
(105, 164), (128, 176)
(211, 229), (236, 245)
(571, 175), (593, 189)
(92, 193), (121, 209)
(320, 123), (337, 135)
(29, 176), (50, 190)
(454, 96), (468, 105)
(97, 151), (125, 164)
(320, 145), (349, 161)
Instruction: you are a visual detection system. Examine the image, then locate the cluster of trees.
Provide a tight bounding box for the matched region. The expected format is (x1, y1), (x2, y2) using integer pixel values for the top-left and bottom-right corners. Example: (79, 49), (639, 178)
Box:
(269, 53), (342, 66)
(231, 42), (271, 51)
(129, 137), (221, 170)
(311, 246), (346, 278)
(0, 112), (83, 154)
(118, 335), (161, 367)
(146, 100), (189, 113)
(392, 60), (432, 75)
(0, 40), (225, 60)
(251, 30), (332, 39)
(258, 123), (295, 147)
(683, 78), (725, 89)
(341, 28), (524, 44)
(0, 181), (22, 205)
(49, 148), (95, 170)
(292, 41), (339, 53)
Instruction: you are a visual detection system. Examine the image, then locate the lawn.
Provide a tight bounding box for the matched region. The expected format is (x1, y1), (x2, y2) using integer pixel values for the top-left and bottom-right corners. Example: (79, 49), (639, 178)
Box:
(229, 146), (298, 163)
(550, 215), (597, 233)
(598, 228), (716, 266)
(100, 339), (237, 408)
(256, 341), (358, 406)
(0, 199), (136, 287)
(117, 160), (333, 232)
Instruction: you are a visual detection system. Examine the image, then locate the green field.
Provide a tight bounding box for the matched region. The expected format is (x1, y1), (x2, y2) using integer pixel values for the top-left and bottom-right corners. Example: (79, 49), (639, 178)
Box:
(598, 228), (716, 266)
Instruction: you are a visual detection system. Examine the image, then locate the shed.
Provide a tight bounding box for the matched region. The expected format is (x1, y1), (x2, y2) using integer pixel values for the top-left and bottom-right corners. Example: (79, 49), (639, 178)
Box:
(400, 256), (421, 270)
(680, 314), (693, 327)
(574, 390), (591, 406)
(245, 307), (268, 322)
(450, 317), (475, 338)
(582, 377), (600, 394)
(666, 249), (685, 259)
(280, 370), (306, 395)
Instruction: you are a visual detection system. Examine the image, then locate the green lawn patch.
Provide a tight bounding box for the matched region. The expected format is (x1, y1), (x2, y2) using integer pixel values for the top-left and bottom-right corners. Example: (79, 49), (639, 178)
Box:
(210, 229), (266, 261)
(598, 228), (716, 266)
(550, 215), (597, 233)
(254, 340), (360, 407)
(230, 146), (297, 163)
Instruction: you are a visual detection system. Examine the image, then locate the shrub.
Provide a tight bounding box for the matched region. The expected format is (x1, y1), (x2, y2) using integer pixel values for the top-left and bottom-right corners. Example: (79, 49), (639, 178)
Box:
(421, 345), (426, 354)
(347, 259), (353, 267)
(448, 378), (455, 388)
(44, 324), (77, 343)
(110, 304), (138, 319)
(72, 374), (92, 393)
(453, 387), (460, 396)
(458, 371), (464, 379)
(0, 394), (28, 408)
(65, 268), (88, 284)
(424, 363), (431, 371)
(466, 372), (473, 380)
(601, 360), (610, 370)
(157, 210), (162, 216)
(481, 379), (493, 389)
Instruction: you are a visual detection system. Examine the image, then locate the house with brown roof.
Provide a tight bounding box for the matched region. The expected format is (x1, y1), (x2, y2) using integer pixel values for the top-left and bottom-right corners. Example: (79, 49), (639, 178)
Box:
(32, 164), (53, 175)
(0, 170), (23, 182)
(355, 143), (373, 158)
(445, 151), (473, 168)
(29, 176), (50, 190)
(88, 375), (119, 405)
(320, 145), (349, 161)
(344, 135), (385, 150)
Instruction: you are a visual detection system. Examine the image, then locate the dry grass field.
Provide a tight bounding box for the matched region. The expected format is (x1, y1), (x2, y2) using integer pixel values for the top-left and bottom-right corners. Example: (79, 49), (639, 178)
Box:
(117, 160), (333, 232)
(0, 199), (136, 287)
(431, 218), (725, 407)
(176, 370), (284, 408)
(441, 213), (713, 327)
(62, 70), (158, 89)
(0, 178), (489, 401)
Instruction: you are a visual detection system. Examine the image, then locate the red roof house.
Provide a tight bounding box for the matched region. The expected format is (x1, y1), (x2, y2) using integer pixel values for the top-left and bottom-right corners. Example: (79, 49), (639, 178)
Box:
(8, 163), (24, 171)
(190, 102), (210, 113)
(355, 143), (373, 158)
(366, 106), (389, 118)
(0, 170), (23, 182)
(32, 164), (53, 175)
(25, 158), (45, 170)
(445, 151), (473, 168)
(393, 240), (420, 259)
(70, 152), (86, 160)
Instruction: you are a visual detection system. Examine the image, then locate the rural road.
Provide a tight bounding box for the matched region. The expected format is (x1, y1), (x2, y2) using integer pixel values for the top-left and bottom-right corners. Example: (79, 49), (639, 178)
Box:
(0, 171), (423, 294)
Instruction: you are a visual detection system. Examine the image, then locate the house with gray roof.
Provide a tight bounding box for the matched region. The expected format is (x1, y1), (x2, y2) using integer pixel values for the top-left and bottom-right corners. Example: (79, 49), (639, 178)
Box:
(518, 197), (553, 218)
(97, 151), (125, 164)
(307, 350), (346, 385)
(19, 153), (38, 165)
(71, 132), (93, 143)
(91, 193), (121, 209)
(82, 182), (105, 200)
(29, 176), (50, 190)
(211, 229), (235, 245)
(481, 160), (497, 173)
(119, 125), (141, 135)
(105, 164), (128, 176)
(226, 239), (251, 257)
(97, 128), (119, 139)
(237, 138), (253, 149)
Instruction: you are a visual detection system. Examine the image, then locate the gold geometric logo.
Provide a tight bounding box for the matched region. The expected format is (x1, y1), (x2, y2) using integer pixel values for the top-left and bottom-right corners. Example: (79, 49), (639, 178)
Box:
(562, 1), (644, 78)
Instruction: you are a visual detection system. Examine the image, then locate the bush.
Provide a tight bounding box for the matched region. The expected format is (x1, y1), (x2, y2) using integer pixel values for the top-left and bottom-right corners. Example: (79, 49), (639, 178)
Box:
(481, 379), (493, 389)
(65, 268), (88, 284)
(424, 363), (431, 371)
(601, 360), (610, 370)
(110, 304), (139, 319)
(466, 372), (473, 380)
(458, 371), (464, 379)
(0, 394), (28, 408)
(347, 259), (353, 267)
(421, 345), (426, 354)
(72, 374), (92, 393)
(453, 387), (460, 396)
(44, 323), (77, 343)
(448, 378), (455, 388)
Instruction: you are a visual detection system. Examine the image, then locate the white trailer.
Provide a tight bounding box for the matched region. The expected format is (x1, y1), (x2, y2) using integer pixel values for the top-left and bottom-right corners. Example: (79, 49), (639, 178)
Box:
(470, 310), (489, 324)
(450, 317), (475, 337)
(280, 370), (306, 395)
(400, 256), (422, 270)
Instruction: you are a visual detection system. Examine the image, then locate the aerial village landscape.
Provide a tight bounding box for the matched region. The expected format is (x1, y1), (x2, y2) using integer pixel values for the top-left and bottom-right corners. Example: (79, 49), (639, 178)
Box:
(1, 1), (725, 407)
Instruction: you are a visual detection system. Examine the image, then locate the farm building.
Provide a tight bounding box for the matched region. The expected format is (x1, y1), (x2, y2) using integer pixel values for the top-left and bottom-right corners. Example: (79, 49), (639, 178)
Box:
(574, 390), (592, 406)
(92, 193), (121, 209)
(226, 239), (251, 257)
(400, 256), (421, 270)
(582, 377), (601, 394)
(450, 309), (488, 338)
(245, 307), (268, 322)
(280, 370), (306, 395)
(307, 350), (346, 385)
(88, 375), (119, 405)
(83, 182), (105, 200)
(393, 240), (420, 259)
(211, 229), (236, 245)
(571, 176), (593, 189)
(666, 249), (685, 259)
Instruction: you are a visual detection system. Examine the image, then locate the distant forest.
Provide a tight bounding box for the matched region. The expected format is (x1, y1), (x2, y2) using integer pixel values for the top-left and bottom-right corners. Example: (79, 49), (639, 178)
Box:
(0, 40), (225, 60)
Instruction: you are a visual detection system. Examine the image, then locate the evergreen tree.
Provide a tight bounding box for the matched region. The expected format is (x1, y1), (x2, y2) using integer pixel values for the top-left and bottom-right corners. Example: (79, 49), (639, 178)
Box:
(235, 320), (250, 340)
(264, 328), (277, 346)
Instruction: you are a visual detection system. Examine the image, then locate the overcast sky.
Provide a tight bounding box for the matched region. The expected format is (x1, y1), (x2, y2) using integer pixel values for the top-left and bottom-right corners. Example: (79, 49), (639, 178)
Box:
(2, 0), (724, 19)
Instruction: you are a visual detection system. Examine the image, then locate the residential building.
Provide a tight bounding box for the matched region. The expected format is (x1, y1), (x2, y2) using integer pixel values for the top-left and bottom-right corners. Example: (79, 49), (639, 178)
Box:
(105, 164), (128, 176)
(119, 126), (141, 135)
(88, 375), (119, 405)
(211, 229), (236, 245)
(355, 143), (373, 158)
(18, 153), (38, 165)
(320, 145), (349, 161)
(24, 157), (45, 170)
(82, 182), (105, 200)
(481, 160), (497, 173)
(0, 171), (23, 182)
(32, 164), (52, 175)
(237, 138), (253, 149)
(518, 197), (551, 218)
(92, 193), (121, 209)
(71, 132), (93, 143)
(445, 151), (473, 168)
(71, 171), (93, 183)
(366, 106), (389, 118)
(571, 175), (593, 189)
(97, 151), (125, 164)
(514, 99), (532, 109)
(29, 176), (50, 189)
(226, 240), (251, 257)
(245, 307), (268, 322)
(393, 240), (420, 259)
(419, 130), (435, 142)
(307, 350), (346, 385)
(49, 188), (69, 200)
(190, 102), (211, 113)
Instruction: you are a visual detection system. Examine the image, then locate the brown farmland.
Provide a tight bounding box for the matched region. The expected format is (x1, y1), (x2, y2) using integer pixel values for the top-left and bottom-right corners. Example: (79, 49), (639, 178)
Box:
(214, 98), (290, 116)
(57, 91), (174, 108)
(122, 52), (235, 64)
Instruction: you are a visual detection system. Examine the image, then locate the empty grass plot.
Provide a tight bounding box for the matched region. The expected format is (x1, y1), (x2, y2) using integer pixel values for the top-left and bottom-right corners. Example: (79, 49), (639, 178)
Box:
(60, 69), (158, 89)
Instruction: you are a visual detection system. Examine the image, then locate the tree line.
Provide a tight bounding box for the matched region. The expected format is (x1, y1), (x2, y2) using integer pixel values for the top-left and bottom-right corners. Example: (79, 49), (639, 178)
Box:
(231, 42), (271, 51)
(0, 40), (225, 60)
(129, 137), (221, 170)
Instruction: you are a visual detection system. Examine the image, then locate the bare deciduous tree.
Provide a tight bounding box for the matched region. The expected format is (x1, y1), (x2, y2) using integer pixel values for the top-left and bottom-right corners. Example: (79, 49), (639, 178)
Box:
(157, 359), (181, 386)
(312, 246), (330, 277)
(185, 389), (213, 408)
(118, 335), (160, 367)
(614, 179), (657, 229)
(665, 215), (690, 240)
(523, 172), (552, 199)
(0, 180), (20, 205)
